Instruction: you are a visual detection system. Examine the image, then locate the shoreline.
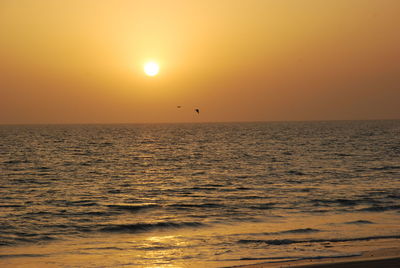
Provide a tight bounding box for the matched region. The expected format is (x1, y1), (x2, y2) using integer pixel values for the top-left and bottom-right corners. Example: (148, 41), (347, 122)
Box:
(1, 243), (399, 268)
(230, 247), (400, 268)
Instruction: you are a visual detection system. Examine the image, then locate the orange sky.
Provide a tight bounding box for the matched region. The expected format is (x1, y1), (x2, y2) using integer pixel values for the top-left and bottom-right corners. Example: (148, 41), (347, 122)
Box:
(1, 0), (399, 124)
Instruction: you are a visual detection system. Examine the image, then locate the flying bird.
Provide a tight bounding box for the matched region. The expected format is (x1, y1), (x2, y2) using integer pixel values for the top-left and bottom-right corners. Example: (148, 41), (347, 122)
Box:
(177, 106), (182, 108)
(195, 109), (200, 114)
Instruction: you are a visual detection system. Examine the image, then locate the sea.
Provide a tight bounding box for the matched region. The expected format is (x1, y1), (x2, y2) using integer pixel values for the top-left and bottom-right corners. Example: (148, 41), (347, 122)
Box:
(0, 120), (399, 267)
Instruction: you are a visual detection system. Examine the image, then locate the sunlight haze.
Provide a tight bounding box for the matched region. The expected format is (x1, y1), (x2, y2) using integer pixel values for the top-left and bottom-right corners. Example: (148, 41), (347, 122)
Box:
(1, 0), (399, 124)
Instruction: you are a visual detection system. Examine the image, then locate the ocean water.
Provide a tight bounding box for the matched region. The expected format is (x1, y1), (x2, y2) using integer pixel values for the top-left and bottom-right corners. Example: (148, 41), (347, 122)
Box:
(0, 120), (399, 267)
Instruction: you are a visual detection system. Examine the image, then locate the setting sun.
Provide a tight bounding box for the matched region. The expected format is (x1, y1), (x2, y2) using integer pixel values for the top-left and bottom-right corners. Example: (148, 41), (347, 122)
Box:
(144, 61), (159, 76)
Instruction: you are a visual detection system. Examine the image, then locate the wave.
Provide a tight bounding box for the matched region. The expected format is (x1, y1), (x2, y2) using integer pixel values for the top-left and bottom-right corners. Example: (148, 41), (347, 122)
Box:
(359, 205), (400, 212)
(65, 200), (99, 207)
(249, 203), (276, 210)
(35, 166), (50, 170)
(238, 239), (295, 245)
(0, 234), (57, 247)
(107, 203), (159, 211)
(191, 171), (206, 175)
(187, 186), (219, 191)
(238, 235), (400, 245)
(99, 221), (205, 233)
(227, 195), (265, 200)
(287, 170), (305, 176)
(312, 198), (358, 206)
(371, 165), (400, 171)
(344, 220), (374, 225)
(277, 228), (321, 234)
(244, 228), (321, 237)
(224, 253), (361, 264)
(0, 204), (25, 208)
(0, 254), (48, 259)
(23, 210), (112, 218)
(169, 203), (224, 209)
(3, 159), (31, 164)
(312, 197), (400, 211)
(0, 240), (14, 246)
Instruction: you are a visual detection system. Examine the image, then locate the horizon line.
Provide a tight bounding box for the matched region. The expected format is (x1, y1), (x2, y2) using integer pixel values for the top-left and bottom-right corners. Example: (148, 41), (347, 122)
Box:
(1, 118), (399, 126)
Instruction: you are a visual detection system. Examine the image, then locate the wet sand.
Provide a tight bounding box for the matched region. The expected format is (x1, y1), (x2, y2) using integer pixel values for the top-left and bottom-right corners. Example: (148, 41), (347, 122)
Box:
(232, 247), (400, 268)
(1, 246), (399, 267)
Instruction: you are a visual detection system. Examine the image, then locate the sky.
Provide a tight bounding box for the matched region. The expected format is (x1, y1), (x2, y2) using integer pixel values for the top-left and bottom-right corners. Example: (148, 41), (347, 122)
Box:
(1, 0), (399, 124)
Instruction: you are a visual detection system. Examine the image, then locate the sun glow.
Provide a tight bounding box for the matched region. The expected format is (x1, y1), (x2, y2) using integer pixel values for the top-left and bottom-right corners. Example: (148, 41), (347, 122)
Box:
(144, 61), (160, 76)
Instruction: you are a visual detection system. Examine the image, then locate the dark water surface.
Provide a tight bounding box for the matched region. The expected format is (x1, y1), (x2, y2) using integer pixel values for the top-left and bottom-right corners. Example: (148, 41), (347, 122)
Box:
(1, 120), (399, 267)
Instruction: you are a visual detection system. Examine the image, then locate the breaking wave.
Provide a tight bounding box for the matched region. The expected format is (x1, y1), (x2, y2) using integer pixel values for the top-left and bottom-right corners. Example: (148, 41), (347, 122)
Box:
(99, 221), (205, 233)
(238, 235), (400, 245)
